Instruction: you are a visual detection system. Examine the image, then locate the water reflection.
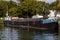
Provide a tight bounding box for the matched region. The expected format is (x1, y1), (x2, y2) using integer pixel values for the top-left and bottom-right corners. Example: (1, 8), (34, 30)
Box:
(1, 27), (20, 40)
(0, 26), (58, 40)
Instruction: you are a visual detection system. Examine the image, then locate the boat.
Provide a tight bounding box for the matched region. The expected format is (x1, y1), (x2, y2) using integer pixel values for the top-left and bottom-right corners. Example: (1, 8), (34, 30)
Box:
(4, 18), (58, 30)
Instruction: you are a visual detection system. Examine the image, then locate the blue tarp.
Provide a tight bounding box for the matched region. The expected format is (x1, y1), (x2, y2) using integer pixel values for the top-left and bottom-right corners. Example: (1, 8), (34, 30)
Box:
(42, 19), (57, 24)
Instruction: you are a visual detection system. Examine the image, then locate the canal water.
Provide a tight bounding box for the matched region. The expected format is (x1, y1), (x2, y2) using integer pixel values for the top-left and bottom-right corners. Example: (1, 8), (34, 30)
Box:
(0, 24), (58, 40)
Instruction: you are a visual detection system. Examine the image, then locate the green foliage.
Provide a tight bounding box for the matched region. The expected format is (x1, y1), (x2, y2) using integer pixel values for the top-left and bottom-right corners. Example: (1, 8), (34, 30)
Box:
(0, 0), (59, 18)
(8, 1), (17, 16)
(8, 1), (17, 8)
(57, 1), (60, 10)
(50, 1), (60, 11)
(17, 0), (50, 18)
(20, 0), (25, 2)
(0, 1), (7, 17)
(9, 7), (17, 16)
(50, 1), (57, 10)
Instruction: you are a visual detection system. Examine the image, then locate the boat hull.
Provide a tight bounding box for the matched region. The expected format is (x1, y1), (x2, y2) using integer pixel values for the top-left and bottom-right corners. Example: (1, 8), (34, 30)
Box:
(4, 18), (58, 30)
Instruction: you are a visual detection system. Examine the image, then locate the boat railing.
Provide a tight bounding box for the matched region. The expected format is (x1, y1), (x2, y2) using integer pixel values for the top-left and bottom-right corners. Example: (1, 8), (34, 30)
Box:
(12, 18), (42, 21)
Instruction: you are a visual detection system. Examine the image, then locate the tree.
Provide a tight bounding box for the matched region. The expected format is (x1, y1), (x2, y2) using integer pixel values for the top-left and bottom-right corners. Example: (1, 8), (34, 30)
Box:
(57, 1), (60, 10)
(41, 2), (50, 18)
(0, 1), (8, 17)
(8, 1), (17, 16)
(17, 0), (50, 18)
(0, 0), (50, 18)
(17, 0), (37, 17)
(50, 1), (60, 17)
(50, 1), (57, 10)
(20, 0), (25, 2)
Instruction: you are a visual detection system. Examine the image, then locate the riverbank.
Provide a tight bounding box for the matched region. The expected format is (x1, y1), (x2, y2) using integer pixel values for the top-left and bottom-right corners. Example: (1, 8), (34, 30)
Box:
(57, 18), (60, 40)
(58, 19), (60, 29)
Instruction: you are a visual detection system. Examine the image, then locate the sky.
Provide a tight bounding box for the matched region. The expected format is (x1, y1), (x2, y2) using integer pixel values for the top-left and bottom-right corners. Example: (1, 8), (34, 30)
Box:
(37, 0), (56, 4)
(6, 0), (56, 4)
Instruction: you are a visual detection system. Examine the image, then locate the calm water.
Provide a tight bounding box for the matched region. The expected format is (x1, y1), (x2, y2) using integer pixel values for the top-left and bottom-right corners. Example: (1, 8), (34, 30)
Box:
(0, 24), (58, 40)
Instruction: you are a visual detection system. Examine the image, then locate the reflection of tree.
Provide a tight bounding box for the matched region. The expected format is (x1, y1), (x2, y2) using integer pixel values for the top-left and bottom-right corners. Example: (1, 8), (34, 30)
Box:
(0, 24), (4, 31)
(0, 24), (4, 40)
(59, 29), (60, 38)
(18, 29), (34, 40)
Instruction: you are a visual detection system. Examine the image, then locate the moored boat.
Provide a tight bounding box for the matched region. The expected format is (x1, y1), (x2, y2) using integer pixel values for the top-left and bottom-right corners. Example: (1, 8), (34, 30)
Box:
(4, 18), (58, 30)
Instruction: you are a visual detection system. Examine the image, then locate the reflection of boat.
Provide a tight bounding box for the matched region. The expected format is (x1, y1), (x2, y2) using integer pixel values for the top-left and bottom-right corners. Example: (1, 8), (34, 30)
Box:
(4, 18), (58, 30)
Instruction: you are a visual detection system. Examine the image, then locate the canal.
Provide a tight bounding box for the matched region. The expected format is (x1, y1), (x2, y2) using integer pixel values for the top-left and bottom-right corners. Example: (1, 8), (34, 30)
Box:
(0, 24), (58, 40)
